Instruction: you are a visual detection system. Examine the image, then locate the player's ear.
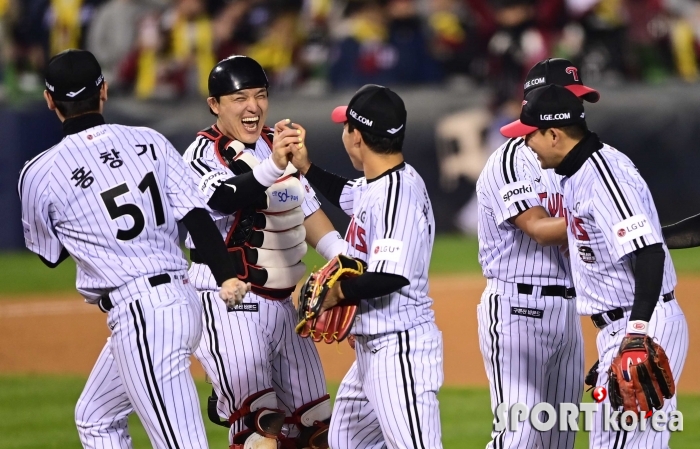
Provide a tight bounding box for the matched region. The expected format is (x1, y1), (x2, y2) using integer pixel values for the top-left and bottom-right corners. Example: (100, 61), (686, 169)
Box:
(549, 128), (560, 146)
(100, 82), (109, 102)
(207, 97), (220, 115)
(44, 90), (56, 111)
(352, 128), (362, 148)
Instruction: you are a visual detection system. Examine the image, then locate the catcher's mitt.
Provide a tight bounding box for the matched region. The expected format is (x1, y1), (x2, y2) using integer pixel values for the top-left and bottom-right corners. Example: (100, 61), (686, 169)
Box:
(295, 255), (365, 344)
(608, 335), (675, 414)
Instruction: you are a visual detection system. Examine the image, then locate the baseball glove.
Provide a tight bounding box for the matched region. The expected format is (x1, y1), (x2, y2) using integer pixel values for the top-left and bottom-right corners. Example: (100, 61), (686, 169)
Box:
(608, 335), (675, 414)
(295, 255), (365, 344)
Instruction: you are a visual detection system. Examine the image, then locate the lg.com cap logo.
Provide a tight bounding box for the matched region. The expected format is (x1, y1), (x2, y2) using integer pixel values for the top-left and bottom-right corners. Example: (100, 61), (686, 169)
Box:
(495, 387), (683, 433)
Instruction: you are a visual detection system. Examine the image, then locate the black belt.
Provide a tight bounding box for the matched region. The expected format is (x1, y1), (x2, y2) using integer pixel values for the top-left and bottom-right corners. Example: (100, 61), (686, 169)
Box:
(590, 291), (675, 329)
(517, 283), (576, 299)
(98, 274), (171, 313)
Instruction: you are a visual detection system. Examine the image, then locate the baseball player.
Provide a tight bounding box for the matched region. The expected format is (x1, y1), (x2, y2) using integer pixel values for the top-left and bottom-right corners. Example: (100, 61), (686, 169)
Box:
(502, 84), (688, 448)
(287, 84), (444, 449)
(183, 56), (345, 448)
(475, 58), (598, 449)
(19, 49), (250, 449)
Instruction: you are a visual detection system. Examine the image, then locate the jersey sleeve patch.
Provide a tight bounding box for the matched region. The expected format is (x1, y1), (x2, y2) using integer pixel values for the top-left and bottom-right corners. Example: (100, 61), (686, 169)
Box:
(368, 238), (403, 264)
(499, 180), (538, 208)
(613, 214), (653, 245)
(198, 171), (229, 194)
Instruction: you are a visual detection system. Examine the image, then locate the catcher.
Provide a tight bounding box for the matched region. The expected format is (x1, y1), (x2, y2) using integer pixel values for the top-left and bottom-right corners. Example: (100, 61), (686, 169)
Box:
(501, 85), (687, 448)
(291, 85), (444, 449)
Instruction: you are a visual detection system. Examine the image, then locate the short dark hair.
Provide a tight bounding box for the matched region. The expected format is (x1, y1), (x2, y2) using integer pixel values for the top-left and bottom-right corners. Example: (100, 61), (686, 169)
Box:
(54, 91), (101, 118)
(538, 123), (588, 140)
(347, 122), (403, 154)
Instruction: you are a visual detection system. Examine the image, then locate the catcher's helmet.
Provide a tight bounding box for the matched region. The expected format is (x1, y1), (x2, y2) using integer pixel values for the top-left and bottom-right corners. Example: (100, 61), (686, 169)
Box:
(208, 55), (269, 97)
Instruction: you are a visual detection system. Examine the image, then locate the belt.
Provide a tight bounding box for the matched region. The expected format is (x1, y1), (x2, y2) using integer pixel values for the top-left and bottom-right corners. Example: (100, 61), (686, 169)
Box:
(590, 291), (675, 329)
(517, 283), (576, 299)
(98, 274), (171, 313)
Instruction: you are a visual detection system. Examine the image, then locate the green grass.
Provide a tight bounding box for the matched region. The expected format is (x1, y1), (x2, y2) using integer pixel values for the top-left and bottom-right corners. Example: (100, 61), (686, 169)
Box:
(0, 235), (698, 298)
(1, 375), (698, 448)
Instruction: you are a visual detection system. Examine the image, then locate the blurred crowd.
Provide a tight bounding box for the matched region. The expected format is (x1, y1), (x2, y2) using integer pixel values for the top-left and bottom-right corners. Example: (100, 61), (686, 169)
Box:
(1, 0), (699, 102)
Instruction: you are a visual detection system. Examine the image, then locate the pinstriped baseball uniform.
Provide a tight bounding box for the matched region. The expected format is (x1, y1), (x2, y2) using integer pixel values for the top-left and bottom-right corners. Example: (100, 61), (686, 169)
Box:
(329, 163), (444, 449)
(181, 133), (328, 443)
(19, 120), (209, 448)
(476, 138), (583, 449)
(561, 142), (688, 449)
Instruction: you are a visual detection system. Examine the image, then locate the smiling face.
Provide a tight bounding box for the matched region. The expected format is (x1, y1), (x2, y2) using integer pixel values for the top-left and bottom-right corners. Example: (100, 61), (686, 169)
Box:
(208, 87), (268, 144)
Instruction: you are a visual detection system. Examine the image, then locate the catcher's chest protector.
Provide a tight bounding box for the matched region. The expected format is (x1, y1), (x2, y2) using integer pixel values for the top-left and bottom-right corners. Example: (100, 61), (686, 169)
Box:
(198, 125), (307, 299)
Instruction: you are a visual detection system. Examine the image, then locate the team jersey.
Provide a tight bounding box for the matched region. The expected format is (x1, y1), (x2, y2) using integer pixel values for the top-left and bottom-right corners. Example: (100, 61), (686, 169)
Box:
(476, 138), (571, 286)
(182, 133), (321, 291)
(19, 123), (205, 302)
(562, 143), (676, 315)
(339, 162), (435, 335)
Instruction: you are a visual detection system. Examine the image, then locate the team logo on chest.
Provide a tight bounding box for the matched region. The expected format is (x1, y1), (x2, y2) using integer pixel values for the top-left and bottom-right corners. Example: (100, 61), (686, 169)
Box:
(578, 246), (596, 264)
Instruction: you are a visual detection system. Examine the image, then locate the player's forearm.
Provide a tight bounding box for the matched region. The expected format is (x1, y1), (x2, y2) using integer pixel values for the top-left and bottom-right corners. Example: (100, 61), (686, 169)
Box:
(662, 213), (700, 249)
(304, 210), (348, 260)
(630, 243), (666, 324)
(303, 163), (349, 208)
(339, 272), (410, 301)
(519, 216), (567, 246)
(529, 217), (567, 246)
(180, 208), (237, 286)
(38, 248), (70, 269)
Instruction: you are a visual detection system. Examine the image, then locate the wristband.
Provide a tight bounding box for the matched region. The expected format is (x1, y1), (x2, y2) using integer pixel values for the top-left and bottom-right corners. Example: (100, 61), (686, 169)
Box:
(253, 157), (285, 187)
(315, 231), (348, 261)
(626, 320), (649, 335)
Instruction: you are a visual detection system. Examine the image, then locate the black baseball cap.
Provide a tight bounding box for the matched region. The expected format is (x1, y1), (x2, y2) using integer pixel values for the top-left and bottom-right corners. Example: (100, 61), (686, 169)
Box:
(501, 84), (586, 138)
(331, 85), (407, 138)
(524, 58), (600, 103)
(45, 49), (104, 102)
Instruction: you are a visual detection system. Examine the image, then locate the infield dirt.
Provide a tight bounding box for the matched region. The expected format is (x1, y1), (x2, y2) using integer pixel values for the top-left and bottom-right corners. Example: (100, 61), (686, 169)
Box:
(1, 274), (698, 393)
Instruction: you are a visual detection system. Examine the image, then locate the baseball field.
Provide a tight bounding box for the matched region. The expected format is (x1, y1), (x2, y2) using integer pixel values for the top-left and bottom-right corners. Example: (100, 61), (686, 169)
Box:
(1, 235), (699, 448)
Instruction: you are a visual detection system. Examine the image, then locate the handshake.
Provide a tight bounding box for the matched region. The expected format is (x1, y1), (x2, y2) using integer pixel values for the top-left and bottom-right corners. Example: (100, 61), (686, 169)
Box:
(270, 119), (312, 175)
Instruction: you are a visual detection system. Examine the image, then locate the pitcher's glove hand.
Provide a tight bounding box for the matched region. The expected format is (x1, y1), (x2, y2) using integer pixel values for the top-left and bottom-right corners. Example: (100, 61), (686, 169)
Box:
(295, 255), (365, 344)
(608, 334), (675, 414)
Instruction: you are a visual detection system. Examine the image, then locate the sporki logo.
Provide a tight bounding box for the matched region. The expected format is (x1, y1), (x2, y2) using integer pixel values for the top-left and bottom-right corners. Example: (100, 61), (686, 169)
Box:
(494, 387), (683, 433)
(502, 184), (533, 202)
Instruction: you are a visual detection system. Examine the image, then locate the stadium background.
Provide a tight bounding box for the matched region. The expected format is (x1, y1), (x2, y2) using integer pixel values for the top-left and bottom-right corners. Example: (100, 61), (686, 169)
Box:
(1, 0), (700, 447)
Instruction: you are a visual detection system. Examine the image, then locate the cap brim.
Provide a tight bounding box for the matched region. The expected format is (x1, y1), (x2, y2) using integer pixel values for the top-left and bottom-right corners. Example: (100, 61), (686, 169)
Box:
(500, 120), (539, 138)
(331, 106), (348, 123)
(565, 84), (600, 103)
